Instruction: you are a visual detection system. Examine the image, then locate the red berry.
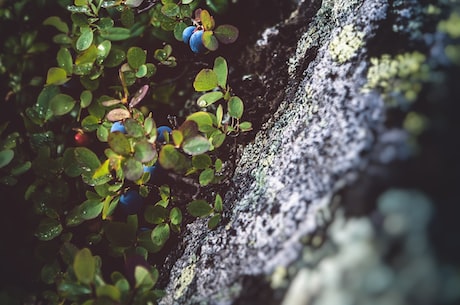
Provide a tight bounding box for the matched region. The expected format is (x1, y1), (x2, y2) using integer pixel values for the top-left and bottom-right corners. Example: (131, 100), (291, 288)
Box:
(74, 132), (90, 146)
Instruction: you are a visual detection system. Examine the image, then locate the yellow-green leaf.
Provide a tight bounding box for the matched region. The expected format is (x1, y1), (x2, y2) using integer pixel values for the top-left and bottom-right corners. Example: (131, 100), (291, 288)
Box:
(46, 67), (69, 86)
(73, 248), (96, 285)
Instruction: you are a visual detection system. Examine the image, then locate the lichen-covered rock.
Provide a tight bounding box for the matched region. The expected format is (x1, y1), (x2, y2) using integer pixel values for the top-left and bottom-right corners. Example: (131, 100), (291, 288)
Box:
(159, 0), (460, 304)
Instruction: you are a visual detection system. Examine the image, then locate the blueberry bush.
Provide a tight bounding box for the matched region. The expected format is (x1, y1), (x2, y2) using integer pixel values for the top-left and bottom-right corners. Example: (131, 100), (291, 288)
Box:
(0, 0), (249, 303)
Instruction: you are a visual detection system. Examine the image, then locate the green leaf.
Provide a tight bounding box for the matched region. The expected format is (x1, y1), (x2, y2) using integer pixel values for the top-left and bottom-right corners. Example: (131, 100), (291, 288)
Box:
(215, 158), (223, 172)
(0, 149), (14, 169)
(75, 0), (88, 6)
(53, 33), (72, 45)
(202, 31), (219, 51)
(207, 213), (221, 229)
(214, 194), (223, 212)
(197, 91), (223, 107)
(100, 27), (131, 41)
(214, 24), (239, 44)
(127, 47), (146, 69)
(216, 104), (223, 127)
(104, 45), (126, 67)
(121, 7), (135, 28)
(193, 69), (218, 92)
(76, 27), (94, 51)
(192, 154), (212, 169)
(46, 67), (69, 85)
(92, 159), (112, 182)
(213, 56), (227, 88)
(182, 136), (211, 156)
(73, 248), (96, 285)
(98, 17), (114, 29)
(172, 130), (183, 147)
(108, 132), (131, 156)
(158, 144), (189, 173)
(43, 16), (69, 33)
(96, 40), (112, 63)
(174, 22), (188, 41)
(186, 111), (214, 131)
(134, 140), (157, 163)
(11, 161), (31, 176)
(135, 266), (156, 289)
(75, 44), (98, 65)
(136, 65), (147, 78)
(96, 284), (121, 301)
(125, 118), (144, 138)
(122, 158), (144, 181)
(200, 9), (214, 31)
(199, 168), (214, 186)
(81, 115), (100, 131)
(228, 96), (244, 119)
(80, 199), (104, 220)
(170, 207), (182, 226)
(145, 205), (168, 224)
(74, 147), (101, 171)
(161, 3), (180, 17)
(63, 148), (84, 177)
(35, 218), (63, 241)
(187, 200), (213, 217)
(80, 90), (93, 108)
(50, 94), (76, 116)
(57, 48), (73, 74)
(150, 223), (170, 252)
(239, 121), (253, 131)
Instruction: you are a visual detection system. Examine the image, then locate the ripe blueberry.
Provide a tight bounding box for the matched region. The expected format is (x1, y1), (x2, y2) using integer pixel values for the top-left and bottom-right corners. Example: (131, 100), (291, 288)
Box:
(119, 190), (144, 215)
(143, 165), (157, 178)
(157, 125), (172, 143)
(189, 30), (206, 53)
(182, 26), (196, 44)
(110, 121), (126, 133)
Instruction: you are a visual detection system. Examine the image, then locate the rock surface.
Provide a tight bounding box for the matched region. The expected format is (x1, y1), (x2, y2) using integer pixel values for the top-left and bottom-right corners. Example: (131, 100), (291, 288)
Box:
(159, 0), (460, 304)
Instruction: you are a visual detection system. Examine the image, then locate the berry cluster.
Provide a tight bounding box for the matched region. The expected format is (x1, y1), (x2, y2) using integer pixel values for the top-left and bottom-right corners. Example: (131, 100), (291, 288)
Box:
(182, 25), (206, 54)
(110, 121), (172, 215)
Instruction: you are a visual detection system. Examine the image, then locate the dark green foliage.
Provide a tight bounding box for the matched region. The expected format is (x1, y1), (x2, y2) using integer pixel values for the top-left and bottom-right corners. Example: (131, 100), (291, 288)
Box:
(0, 0), (243, 303)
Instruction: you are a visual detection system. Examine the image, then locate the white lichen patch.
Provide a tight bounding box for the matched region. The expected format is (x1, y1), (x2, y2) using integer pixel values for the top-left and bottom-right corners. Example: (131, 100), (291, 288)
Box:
(329, 24), (365, 63)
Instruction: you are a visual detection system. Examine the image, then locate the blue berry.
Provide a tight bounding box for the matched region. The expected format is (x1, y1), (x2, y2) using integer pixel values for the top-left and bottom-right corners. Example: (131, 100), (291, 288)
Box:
(119, 190), (144, 215)
(189, 30), (206, 53)
(143, 165), (157, 177)
(110, 121), (126, 133)
(182, 26), (196, 44)
(157, 126), (172, 143)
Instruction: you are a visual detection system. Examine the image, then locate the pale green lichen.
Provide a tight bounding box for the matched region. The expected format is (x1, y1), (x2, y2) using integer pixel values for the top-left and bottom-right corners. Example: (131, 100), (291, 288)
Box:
(329, 24), (365, 63)
(403, 111), (429, 137)
(173, 263), (196, 300)
(438, 11), (460, 38)
(362, 52), (429, 105)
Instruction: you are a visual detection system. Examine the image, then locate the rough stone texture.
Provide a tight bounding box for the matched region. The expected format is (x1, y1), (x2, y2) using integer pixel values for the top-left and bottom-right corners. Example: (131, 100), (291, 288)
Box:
(159, 0), (460, 304)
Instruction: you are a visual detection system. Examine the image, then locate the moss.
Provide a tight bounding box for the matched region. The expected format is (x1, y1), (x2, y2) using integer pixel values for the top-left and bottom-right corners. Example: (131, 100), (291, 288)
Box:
(173, 263), (196, 300)
(362, 52), (429, 105)
(328, 24), (365, 63)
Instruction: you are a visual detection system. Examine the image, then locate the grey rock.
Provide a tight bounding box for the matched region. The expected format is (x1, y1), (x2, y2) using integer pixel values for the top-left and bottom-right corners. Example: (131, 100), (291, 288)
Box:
(159, 0), (460, 304)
